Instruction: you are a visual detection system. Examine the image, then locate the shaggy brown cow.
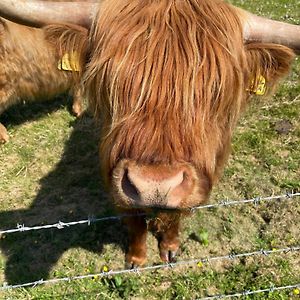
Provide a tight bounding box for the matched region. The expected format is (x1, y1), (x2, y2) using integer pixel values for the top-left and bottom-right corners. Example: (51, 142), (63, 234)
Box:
(0, 0), (90, 143)
(1, 0), (299, 267)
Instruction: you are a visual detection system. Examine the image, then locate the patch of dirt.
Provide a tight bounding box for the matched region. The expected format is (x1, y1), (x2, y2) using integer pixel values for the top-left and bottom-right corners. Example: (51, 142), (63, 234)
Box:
(273, 120), (293, 135)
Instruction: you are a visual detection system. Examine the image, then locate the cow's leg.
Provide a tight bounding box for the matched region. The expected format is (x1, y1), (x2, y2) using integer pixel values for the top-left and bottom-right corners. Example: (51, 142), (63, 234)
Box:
(0, 86), (16, 143)
(0, 122), (9, 143)
(71, 85), (84, 117)
(150, 212), (181, 263)
(124, 215), (147, 268)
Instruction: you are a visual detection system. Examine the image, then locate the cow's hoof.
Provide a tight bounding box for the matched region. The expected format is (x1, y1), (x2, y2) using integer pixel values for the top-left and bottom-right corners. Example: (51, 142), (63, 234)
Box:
(0, 124), (9, 144)
(125, 253), (146, 268)
(160, 249), (178, 263)
(125, 261), (140, 270)
(72, 102), (83, 118)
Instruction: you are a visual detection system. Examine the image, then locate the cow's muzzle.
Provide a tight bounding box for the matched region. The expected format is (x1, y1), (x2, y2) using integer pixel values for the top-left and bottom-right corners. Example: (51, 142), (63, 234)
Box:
(112, 160), (199, 209)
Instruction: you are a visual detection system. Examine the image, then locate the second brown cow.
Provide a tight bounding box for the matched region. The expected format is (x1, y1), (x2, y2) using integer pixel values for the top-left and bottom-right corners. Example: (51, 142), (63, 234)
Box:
(0, 1), (89, 143)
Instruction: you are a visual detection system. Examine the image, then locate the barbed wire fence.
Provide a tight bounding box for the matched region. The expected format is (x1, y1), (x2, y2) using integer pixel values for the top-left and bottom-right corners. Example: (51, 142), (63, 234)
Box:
(1, 192), (300, 299)
(1, 192), (299, 235)
(1, 246), (300, 293)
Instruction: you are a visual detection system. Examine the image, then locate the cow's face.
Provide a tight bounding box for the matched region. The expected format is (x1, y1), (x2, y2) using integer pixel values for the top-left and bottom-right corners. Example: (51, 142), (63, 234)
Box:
(84, 0), (247, 210)
(83, 1), (295, 210)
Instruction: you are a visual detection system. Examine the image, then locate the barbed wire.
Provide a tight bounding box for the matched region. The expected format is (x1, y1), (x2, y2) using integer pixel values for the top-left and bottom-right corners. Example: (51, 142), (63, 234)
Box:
(0, 215), (125, 235)
(1, 245), (299, 291)
(198, 282), (300, 299)
(191, 192), (299, 210)
(1, 192), (299, 236)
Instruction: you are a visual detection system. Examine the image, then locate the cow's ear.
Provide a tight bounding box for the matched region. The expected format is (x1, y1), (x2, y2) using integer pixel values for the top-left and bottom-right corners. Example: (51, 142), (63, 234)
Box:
(245, 43), (295, 95)
(43, 24), (88, 75)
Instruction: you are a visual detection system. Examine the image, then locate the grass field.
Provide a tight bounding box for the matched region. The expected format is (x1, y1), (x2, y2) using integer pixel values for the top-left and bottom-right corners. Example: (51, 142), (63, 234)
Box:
(0, 0), (299, 299)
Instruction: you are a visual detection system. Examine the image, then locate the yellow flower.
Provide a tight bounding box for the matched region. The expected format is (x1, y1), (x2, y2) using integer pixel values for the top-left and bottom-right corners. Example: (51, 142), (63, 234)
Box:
(293, 288), (300, 295)
(102, 265), (109, 272)
(197, 261), (203, 268)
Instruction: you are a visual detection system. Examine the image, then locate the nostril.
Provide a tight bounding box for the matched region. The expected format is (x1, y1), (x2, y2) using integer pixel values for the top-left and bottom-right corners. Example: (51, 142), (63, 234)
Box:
(181, 171), (188, 186)
(121, 169), (141, 202)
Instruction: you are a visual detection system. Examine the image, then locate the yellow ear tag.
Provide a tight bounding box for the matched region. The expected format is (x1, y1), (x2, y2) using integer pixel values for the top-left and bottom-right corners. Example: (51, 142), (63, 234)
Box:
(249, 75), (266, 96)
(58, 52), (80, 72)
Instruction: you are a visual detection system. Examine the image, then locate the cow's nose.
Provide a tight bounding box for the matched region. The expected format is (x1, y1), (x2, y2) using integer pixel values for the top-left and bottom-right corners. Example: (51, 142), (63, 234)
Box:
(119, 162), (194, 208)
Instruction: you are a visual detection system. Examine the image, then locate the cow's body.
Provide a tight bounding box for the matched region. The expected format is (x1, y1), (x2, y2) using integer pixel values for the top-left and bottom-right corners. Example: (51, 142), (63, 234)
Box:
(0, 8), (83, 143)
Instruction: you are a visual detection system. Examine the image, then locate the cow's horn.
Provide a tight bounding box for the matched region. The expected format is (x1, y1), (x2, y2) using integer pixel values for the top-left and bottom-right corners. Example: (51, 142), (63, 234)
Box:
(238, 8), (300, 54)
(0, 1), (97, 28)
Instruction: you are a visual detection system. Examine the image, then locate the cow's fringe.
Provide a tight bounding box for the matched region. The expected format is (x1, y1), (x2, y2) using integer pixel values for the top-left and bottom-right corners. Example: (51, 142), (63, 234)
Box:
(84, 0), (247, 178)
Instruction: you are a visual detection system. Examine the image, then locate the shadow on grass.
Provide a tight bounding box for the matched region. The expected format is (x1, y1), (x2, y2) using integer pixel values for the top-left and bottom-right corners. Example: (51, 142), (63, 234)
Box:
(0, 94), (76, 128)
(0, 111), (127, 285)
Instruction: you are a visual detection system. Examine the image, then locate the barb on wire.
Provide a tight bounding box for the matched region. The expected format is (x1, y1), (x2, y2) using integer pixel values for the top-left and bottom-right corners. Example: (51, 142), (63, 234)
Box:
(0, 192), (299, 236)
(1, 245), (299, 291)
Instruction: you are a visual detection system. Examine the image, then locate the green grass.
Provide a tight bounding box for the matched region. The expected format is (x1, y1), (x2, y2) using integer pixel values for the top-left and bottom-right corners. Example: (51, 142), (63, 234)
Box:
(0, 1), (300, 299)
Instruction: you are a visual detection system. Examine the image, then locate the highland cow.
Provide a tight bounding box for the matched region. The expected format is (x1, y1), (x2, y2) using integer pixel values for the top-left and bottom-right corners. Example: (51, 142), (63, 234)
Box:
(0, 0), (298, 267)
